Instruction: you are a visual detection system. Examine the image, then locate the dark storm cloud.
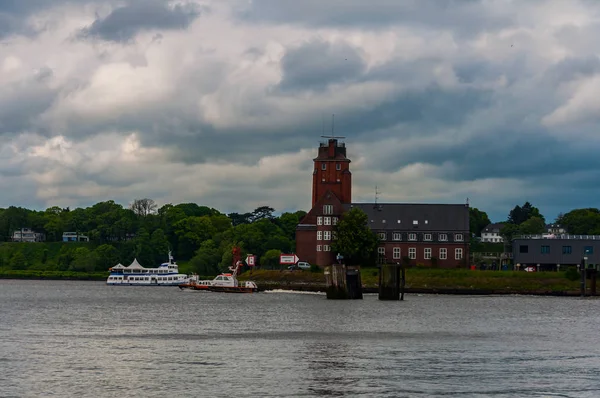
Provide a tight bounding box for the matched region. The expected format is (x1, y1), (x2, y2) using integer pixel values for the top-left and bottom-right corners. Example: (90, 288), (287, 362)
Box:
(277, 40), (366, 91)
(235, 0), (515, 36)
(0, 70), (57, 135)
(79, 1), (203, 42)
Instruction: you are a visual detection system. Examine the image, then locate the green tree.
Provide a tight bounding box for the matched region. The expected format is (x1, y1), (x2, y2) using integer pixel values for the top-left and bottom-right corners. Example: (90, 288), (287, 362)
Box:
(189, 240), (222, 275)
(10, 251), (27, 270)
(469, 207), (491, 237)
(331, 207), (379, 266)
(95, 244), (120, 271)
(556, 208), (600, 235)
(507, 202), (545, 225)
(70, 247), (97, 272)
(260, 249), (281, 270)
(519, 216), (546, 235)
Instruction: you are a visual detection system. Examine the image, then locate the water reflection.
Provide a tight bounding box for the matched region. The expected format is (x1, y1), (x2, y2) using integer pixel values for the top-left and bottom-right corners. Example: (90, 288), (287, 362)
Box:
(304, 340), (353, 396)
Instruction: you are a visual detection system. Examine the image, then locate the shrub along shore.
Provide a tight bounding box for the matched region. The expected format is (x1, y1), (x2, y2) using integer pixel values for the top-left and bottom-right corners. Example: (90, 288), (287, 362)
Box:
(1, 267), (587, 296)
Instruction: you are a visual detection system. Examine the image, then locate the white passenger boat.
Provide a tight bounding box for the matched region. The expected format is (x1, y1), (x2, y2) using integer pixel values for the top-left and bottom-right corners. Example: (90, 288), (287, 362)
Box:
(106, 252), (187, 286)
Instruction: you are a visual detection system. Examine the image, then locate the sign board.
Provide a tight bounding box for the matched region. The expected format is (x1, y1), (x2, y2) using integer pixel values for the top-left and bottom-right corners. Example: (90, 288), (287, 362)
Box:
(279, 254), (299, 265)
(246, 255), (256, 267)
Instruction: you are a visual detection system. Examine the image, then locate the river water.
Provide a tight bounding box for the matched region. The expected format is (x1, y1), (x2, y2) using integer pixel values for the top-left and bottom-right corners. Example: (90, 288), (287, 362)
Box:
(1, 280), (599, 397)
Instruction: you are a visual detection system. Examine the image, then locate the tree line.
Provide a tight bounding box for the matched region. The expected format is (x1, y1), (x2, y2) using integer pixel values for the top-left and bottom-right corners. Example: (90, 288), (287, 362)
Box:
(0, 200), (305, 276)
(469, 202), (600, 243)
(2, 198), (600, 274)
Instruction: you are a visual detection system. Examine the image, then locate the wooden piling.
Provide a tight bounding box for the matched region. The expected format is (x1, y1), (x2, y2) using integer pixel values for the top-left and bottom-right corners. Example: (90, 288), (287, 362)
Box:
(378, 264), (406, 300)
(324, 264), (363, 299)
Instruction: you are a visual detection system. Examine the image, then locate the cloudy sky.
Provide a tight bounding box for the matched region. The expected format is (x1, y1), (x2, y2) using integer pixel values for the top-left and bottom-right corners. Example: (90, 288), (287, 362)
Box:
(1, 0), (599, 222)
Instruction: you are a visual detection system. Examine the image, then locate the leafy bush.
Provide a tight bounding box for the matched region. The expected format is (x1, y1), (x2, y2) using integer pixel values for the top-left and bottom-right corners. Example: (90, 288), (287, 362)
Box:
(565, 267), (580, 281)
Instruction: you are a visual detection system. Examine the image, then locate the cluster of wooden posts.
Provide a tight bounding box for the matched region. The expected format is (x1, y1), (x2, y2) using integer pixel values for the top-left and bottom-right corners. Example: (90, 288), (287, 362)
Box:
(323, 264), (406, 300)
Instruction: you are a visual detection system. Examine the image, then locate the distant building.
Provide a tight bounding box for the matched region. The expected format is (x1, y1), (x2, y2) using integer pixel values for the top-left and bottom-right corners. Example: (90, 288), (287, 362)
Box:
(512, 234), (600, 271)
(546, 224), (567, 234)
(295, 137), (470, 268)
(62, 232), (90, 242)
(11, 228), (45, 242)
(480, 223), (505, 243)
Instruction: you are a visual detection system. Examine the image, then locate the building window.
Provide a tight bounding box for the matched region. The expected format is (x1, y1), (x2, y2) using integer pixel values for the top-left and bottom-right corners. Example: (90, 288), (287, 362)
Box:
(519, 245), (528, 254)
(393, 247), (401, 259)
(332, 231), (337, 240)
(317, 245), (322, 252)
(378, 232), (386, 240)
(323, 205), (333, 215)
(378, 247), (385, 256)
(321, 163), (326, 170)
(317, 217), (323, 225)
(424, 233), (432, 241)
(332, 217), (338, 225)
(439, 248), (447, 260)
(455, 233), (463, 242)
(324, 231), (331, 241)
(455, 248), (463, 260)
(584, 246), (594, 255)
(393, 232), (402, 241)
(413, 220), (418, 225)
(408, 233), (417, 241)
(324, 217), (331, 225)
(336, 163), (341, 170)
(562, 246), (572, 254)
(317, 231), (322, 241)
(439, 233), (448, 241)
(541, 245), (550, 254)
(409, 248), (416, 259)
(424, 248), (431, 260)
(322, 245), (329, 251)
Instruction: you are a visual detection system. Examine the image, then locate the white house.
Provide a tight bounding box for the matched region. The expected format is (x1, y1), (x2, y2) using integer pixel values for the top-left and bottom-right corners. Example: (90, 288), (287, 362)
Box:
(480, 223), (505, 243)
(11, 228), (45, 242)
(62, 232), (90, 242)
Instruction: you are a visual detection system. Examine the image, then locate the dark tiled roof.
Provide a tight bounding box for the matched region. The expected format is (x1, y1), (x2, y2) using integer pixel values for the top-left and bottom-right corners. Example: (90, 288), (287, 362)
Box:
(343, 203), (469, 232)
(482, 223), (505, 233)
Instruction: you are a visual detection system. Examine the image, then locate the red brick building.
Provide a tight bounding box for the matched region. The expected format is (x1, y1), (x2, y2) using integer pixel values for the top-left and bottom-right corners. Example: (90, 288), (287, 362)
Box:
(295, 138), (470, 268)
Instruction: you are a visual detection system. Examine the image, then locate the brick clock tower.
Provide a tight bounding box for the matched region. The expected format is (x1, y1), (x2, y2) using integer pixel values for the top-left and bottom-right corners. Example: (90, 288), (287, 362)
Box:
(296, 136), (351, 266)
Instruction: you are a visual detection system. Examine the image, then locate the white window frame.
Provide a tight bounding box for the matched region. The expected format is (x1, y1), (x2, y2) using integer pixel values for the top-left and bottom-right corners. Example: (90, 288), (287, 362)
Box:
(324, 231), (331, 241)
(393, 247), (401, 259)
(323, 245), (330, 252)
(332, 231), (337, 240)
(317, 231), (322, 241)
(409, 248), (416, 259)
(413, 220), (418, 225)
(317, 245), (322, 252)
(424, 233), (432, 241)
(317, 217), (323, 225)
(324, 217), (331, 225)
(378, 232), (386, 240)
(439, 233), (448, 241)
(424, 248), (431, 260)
(455, 233), (464, 242)
(439, 248), (447, 260)
(455, 248), (463, 260)
(323, 205), (333, 215)
(332, 217), (338, 225)
(378, 247), (385, 256)
(393, 232), (402, 241)
(408, 233), (417, 241)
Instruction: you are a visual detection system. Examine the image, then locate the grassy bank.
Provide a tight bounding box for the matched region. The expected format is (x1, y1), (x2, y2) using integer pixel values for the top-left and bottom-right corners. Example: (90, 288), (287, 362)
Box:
(239, 268), (583, 295)
(1, 267), (586, 295)
(0, 269), (106, 280)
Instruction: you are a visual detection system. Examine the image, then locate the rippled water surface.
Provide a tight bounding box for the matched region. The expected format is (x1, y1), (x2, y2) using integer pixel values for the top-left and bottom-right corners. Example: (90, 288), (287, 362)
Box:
(1, 280), (600, 397)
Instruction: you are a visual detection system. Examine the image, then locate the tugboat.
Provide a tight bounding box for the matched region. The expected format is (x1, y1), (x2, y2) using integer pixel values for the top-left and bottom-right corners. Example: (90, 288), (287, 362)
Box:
(180, 246), (259, 293)
(207, 260), (259, 293)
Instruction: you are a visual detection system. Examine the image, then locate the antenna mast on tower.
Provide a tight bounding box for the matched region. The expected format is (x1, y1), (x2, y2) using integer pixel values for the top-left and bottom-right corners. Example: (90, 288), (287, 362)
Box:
(320, 114), (345, 140)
